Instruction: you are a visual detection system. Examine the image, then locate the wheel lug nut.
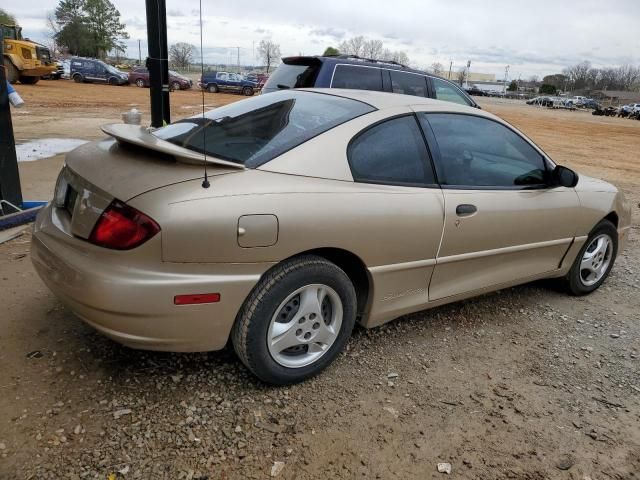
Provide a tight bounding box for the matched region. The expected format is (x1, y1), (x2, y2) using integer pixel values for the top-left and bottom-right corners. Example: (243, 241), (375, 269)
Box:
(298, 317), (305, 324)
(296, 329), (302, 336)
(309, 313), (316, 320)
(313, 322), (320, 329)
(304, 332), (311, 340)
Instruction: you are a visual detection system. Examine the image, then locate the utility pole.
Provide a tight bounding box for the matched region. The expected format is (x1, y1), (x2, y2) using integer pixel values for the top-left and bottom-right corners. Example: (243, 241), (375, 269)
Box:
(138, 39), (142, 65)
(503, 65), (510, 95)
(0, 34), (22, 211)
(237, 46), (240, 74)
(448, 60), (453, 80)
(465, 60), (471, 88)
(145, 0), (170, 127)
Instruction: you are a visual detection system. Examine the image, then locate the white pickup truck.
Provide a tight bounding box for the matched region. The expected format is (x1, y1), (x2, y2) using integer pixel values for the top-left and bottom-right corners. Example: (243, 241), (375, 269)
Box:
(565, 96), (588, 106)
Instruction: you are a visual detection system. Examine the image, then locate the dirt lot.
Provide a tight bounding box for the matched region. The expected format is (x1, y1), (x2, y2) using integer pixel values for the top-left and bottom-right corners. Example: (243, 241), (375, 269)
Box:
(1, 81), (639, 479)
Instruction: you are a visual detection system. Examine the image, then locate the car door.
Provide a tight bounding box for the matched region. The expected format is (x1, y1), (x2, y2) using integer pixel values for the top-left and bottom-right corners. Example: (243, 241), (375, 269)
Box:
(216, 72), (229, 90)
(417, 112), (582, 300)
(228, 73), (243, 92)
(345, 114), (445, 325)
(82, 61), (97, 81)
(389, 70), (429, 98)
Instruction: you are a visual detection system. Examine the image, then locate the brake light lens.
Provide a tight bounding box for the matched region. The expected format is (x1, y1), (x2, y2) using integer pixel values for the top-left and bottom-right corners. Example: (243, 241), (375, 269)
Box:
(89, 200), (160, 250)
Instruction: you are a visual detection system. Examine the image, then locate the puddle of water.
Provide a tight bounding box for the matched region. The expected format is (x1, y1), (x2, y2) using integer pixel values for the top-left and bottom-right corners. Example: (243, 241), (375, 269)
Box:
(16, 138), (89, 162)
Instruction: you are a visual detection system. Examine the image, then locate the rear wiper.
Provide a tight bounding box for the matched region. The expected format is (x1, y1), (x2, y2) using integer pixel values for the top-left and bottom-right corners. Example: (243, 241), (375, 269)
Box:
(277, 84), (291, 89)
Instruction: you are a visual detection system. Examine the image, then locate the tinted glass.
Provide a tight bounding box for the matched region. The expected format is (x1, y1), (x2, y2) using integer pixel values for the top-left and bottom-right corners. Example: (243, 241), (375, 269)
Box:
(348, 116), (434, 186)
(421, 113), (547, 187)
(154, 91), (375, 167)
(332, 65), (383, 91)
(432, 77), (472, 106)
(390, 71), (428, 97)
(263, 62), (320, 91)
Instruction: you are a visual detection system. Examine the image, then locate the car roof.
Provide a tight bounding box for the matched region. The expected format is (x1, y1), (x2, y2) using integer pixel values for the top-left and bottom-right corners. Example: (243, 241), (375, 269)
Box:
(300, 88), (495, 118)
(283, 55), (466, 85)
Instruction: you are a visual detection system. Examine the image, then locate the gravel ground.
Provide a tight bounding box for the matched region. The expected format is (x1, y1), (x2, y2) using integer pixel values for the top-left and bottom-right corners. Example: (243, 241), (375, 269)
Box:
(0, 84), (638, 479)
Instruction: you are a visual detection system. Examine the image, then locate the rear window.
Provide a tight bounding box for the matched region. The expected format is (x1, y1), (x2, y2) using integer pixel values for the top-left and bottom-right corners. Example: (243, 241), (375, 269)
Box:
(263, 60), (320, 91)
(331, 65), (383, 91)
(153, 90), (375, 167)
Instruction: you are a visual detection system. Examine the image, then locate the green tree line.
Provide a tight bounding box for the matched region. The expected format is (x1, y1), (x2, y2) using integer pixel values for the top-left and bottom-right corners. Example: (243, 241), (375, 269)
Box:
(50, 0), (128, 58)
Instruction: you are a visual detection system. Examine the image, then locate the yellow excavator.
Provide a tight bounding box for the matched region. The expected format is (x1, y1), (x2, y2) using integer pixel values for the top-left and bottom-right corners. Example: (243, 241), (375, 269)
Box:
(2, 24), (57, 84)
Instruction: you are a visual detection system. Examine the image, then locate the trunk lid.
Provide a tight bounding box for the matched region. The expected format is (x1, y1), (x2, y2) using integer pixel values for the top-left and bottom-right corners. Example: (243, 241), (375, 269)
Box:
(59, 126), (242, 239)
(65, 126), (241, 202)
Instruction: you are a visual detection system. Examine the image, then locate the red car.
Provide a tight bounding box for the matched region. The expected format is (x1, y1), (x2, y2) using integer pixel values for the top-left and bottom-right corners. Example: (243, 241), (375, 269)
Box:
(128, 67), (193, 90)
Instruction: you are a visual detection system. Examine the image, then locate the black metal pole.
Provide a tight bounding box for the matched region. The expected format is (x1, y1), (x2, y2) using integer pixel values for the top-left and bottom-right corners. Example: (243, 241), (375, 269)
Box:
(0, 35), (23, 212)
(145, 0), (170, 127)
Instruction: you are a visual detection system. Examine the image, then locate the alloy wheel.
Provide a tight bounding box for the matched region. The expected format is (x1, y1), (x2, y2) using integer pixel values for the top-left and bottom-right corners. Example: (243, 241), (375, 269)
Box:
(267, 284), (343, 368)
(580, 233), (613, 286)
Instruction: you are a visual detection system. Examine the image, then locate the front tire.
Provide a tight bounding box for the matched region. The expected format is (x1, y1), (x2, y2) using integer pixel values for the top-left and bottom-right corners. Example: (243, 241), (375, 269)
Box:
(565, 220), (617, 295)
(232, 255), (357, 385)
(207, 84), (219, 93)
(171, 81), (181, 91)
(242, 86), (254, 96)
(135, 78), (145, 87)
(73, 74), (84, 83)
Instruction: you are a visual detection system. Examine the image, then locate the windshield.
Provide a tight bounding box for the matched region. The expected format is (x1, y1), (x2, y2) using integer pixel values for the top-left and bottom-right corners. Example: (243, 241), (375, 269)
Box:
(153, 90), (375, 167)
(105, 65), (120, 74)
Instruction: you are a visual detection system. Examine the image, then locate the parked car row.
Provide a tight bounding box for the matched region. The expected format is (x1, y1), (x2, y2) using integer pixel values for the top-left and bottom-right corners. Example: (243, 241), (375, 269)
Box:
(39, 57), (197, 90)
(526, 95), (602, 110)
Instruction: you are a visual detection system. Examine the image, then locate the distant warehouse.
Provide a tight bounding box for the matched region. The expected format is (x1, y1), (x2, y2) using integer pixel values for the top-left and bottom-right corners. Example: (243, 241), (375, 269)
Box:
(591, 90), (640, 106)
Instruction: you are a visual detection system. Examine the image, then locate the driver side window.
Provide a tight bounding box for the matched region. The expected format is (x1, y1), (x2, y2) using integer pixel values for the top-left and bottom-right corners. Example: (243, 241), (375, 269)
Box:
(419, 113), (548, 188)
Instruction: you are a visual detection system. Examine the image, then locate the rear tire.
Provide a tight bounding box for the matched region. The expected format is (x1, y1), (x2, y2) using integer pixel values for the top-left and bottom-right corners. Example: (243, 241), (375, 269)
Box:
(565, 220), (617, 296)
(73, 74), (84, 83)
(207, 84), (219, 93)
(171, 81), (181, 91)
(135, 78), (145, 87)
(4, 59), (19, 83)
(242, 86), (254, 96)
(232, 255), (357, 385)
(19, 76), (39, 85)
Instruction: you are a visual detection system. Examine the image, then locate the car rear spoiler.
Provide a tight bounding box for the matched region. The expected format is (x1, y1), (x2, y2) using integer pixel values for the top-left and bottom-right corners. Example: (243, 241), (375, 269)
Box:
(101, 124), (245, 169)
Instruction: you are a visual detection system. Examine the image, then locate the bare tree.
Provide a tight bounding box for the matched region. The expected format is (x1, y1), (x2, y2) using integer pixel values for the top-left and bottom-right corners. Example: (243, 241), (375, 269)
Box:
(257, 39), (281, 73)
(338, 36), (366, 57)
(169, 42), (196, 69)
(362, 39), (383, 59)
(381, 49), (409, 65)
(456, 68), (466, 86)
(430, 62), (444, 75)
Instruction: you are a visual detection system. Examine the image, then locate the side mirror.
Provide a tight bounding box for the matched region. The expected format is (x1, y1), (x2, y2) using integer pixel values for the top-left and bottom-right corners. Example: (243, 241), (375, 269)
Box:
(552, 165), (579, 188)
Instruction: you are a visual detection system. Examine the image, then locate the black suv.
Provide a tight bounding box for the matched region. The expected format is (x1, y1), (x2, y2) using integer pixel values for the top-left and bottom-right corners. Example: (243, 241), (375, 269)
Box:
(262, 55), (479, 108)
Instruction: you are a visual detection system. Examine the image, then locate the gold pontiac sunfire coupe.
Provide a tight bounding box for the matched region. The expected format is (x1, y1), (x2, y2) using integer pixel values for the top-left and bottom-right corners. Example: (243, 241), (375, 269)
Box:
(32, 89), (631, 384)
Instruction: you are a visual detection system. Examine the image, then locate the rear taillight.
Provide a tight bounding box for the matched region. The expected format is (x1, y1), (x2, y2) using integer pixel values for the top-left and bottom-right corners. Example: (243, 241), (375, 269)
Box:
(89, 200), (160, 250)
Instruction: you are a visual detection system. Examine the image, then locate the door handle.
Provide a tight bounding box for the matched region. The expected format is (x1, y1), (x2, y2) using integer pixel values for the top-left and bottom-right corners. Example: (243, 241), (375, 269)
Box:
(456, 204), (477, 216)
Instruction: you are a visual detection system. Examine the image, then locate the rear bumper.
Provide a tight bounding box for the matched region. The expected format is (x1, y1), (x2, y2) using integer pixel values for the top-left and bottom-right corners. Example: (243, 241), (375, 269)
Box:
(31, 204), (270, 352)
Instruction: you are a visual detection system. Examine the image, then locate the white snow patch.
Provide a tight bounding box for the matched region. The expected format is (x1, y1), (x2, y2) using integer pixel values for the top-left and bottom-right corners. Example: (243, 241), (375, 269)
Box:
(16, 138), (89, 162)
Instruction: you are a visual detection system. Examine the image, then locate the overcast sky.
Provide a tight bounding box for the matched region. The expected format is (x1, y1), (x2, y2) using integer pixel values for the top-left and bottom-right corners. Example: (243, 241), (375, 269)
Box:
(9, 0), (640, 79)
